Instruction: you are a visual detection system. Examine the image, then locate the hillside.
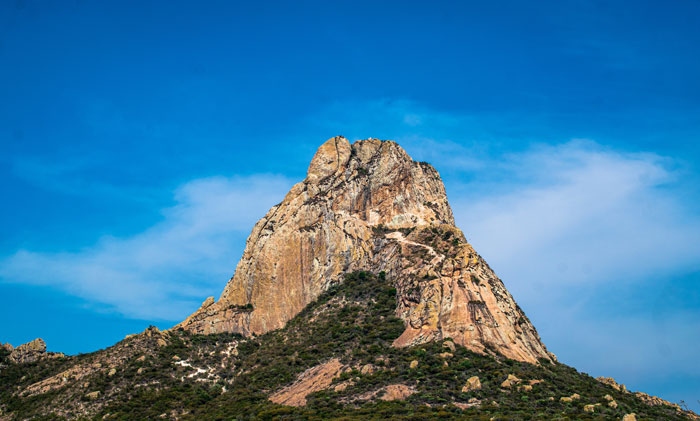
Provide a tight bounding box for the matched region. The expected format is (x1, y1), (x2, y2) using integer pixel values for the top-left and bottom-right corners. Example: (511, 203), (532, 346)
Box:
(0, 271), (692, 420)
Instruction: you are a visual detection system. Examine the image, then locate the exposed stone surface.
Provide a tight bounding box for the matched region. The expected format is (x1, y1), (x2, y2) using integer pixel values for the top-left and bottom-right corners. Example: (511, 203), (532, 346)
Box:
(462, 376), (481, 392)
(623, 414), (637, 421)
(177, 137), (554, 364)
(379, 384), (415, 401)
(360, 364), (375, 375)
(597, 376), (627, 392)
(9, 338), (47, 363)
(269, 358), (345, 407)
(501, 374), (521, 388)
(584, 403), (601, 412)
(560, 393), (580, 402)
(633, 391), (682, 411)
(85, 391), (100, 400)
(453, 398), (481, 409)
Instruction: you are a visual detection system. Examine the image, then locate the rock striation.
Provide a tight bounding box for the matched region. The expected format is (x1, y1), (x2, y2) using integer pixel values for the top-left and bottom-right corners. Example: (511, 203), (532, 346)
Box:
(177, 137), (555, 364)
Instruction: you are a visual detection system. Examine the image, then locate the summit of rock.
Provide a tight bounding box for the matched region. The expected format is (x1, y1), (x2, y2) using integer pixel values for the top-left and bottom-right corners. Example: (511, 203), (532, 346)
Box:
(177, 137), (553, 363)
(9, 338), (47, 364)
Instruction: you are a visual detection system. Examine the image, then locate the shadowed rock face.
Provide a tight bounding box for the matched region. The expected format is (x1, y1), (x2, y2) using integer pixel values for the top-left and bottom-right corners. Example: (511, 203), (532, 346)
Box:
(177, 136), (555, 364)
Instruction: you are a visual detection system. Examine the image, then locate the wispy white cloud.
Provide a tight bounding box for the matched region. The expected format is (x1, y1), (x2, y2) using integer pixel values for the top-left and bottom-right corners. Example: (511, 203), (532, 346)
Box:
(451, 140), (700, 296)
(0, 174), (294, 321)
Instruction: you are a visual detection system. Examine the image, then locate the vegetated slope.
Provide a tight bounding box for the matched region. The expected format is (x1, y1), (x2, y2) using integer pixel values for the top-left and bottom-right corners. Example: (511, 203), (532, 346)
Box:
(2, 272), (688, 420)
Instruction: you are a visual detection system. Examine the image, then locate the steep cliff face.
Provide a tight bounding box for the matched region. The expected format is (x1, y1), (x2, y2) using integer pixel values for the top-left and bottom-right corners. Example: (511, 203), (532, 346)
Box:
(177, 136), (554, 364)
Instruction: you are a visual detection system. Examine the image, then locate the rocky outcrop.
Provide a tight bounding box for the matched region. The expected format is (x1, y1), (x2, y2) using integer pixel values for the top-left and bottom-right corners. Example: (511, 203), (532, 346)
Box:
(20, 326), (169, 398)
(501, 374), (521, 388)
(9, 339), (47, 363)
(379, 384), (415, 401)
(597, 376), (628, 392)
(462, 376), (481, 392)
(269, 358), (345, 407)
(177, 137), (555, 364)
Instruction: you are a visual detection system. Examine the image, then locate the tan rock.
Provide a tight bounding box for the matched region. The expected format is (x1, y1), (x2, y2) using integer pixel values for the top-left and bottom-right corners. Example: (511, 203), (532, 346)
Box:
(439, 352), (453, 359)
(560, 393), (580, 403)
(501, 374), (521, 388)
(9, 338), (47, 363)
(609, 400), (618, 408)
(107, 368), (116, 377)
(177, 137), (555, 364)
(333, 381), (352, 392)
(461, 376), (481, 392)
(622, 414), (637, 421)
(360, 364), (375, 375)
(269, 358), (344, 406)
(529, 379), (544, 385)
(597, 376), (627, 392)
(453, 401), (480, 410)
(633, 391), (682, 410)
(379, 384), (415, 401)
(604, 394), (613, 401)
(137, 368), (144, 375)
(86, 391), (100, 400)
(584, 403), (601, 412)
(518, 384), (532, 392)
(409, 360), (419, 369)
(443, 341), (456, 352)
(136, 355), (146, 362)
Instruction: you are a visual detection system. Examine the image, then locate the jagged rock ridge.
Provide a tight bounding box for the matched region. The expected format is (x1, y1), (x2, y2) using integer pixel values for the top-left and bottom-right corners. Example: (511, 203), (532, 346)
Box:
(178, 137), (554, 364)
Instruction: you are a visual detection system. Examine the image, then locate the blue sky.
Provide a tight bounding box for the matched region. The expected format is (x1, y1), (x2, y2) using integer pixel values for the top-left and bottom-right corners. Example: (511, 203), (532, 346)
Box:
(1, 0), (699, 411)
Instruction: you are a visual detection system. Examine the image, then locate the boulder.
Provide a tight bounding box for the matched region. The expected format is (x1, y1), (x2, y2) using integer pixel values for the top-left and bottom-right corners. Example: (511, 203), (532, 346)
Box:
(461, 376), (481, 392)
(501, 374), (521, 388)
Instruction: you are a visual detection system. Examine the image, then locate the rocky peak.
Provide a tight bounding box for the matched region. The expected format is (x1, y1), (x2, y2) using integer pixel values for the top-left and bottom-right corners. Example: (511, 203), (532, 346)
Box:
(303, 136), (454, 228)
(9, 338), (47, 363)
(177, 137), (554, 364)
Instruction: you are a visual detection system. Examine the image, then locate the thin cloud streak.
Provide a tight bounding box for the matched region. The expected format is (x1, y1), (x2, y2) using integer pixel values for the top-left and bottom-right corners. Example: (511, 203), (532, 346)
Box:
(0, 174), (294, 321)
(450, 140), (700, 295)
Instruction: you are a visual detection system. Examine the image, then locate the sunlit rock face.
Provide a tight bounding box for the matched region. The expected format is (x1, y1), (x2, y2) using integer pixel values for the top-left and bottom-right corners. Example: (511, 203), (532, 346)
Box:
(177, 136), (554, 364)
